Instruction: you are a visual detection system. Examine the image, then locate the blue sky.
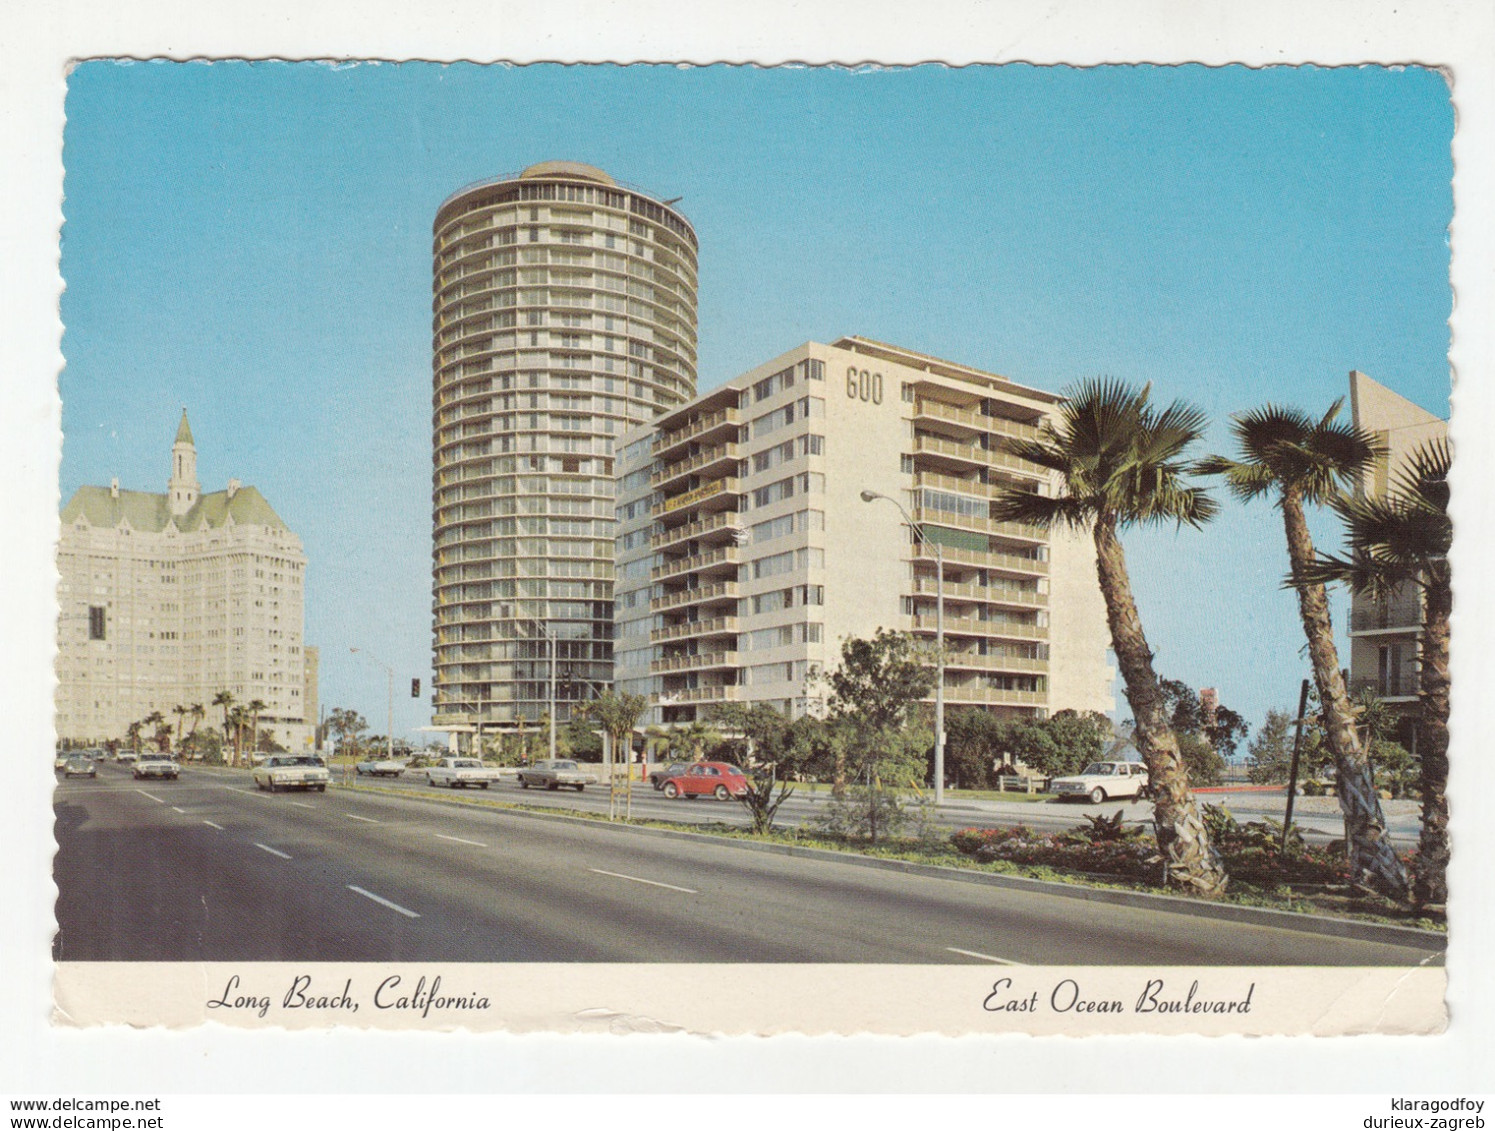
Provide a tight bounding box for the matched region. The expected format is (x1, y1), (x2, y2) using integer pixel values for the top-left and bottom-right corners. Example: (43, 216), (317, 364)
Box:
(59, 61), (1453, 742)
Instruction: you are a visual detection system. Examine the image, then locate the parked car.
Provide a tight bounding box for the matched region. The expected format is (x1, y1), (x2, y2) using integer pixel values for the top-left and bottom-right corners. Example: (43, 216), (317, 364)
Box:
(425, 757), (503, 790)
(1050, 761), (1150, 804)
(62, 756), (98, 779)
(53, 753), (69, 771)
(649, 761), (697, 790)
(134, 756), (180, 781)
(356, 757), (407, 778)
(252, 754), (330, 793)
(659, 761), (750, 801)
(516, 759), (597, 792)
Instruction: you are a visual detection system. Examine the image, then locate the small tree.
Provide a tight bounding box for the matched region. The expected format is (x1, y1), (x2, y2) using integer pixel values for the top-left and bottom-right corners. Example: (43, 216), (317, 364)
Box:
(734, 766), (797, 835)
(326, 707), (368, 761)
(1246, 708), (1296, 784)
(583, 691), (648, 819)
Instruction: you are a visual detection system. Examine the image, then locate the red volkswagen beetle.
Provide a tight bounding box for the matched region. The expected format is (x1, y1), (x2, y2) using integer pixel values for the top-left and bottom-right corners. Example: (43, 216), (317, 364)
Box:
(660, 761), (750, 801)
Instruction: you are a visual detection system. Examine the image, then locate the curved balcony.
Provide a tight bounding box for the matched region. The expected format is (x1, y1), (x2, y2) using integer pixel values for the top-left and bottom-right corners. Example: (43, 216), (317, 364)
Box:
(650, 511), (743, 551)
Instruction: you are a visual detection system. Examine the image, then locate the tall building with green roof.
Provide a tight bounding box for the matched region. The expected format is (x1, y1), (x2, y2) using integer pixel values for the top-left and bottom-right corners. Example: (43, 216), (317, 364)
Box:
(56, 414), (315, 752)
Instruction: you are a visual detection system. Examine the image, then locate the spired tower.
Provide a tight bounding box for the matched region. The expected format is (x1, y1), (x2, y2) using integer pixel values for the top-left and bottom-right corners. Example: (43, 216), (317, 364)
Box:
(430, 161), (699, 740)
(168, 409), (200, 517)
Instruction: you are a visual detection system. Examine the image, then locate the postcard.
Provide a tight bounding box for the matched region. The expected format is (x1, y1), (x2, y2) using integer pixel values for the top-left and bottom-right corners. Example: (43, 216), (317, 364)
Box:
(34, 47), (1475, 1055)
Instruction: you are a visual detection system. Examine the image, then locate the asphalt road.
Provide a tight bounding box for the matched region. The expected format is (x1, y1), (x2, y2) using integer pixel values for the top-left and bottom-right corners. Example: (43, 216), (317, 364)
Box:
(53, 762), (1441, 965)
(335, 765), (1421, 847)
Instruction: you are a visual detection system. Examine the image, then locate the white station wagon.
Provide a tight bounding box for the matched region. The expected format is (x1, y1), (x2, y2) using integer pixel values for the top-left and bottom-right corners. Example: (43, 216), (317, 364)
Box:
(1050, 761), (1150, 804)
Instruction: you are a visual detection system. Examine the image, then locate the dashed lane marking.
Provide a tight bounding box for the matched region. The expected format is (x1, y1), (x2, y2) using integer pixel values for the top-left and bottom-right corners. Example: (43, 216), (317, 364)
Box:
(945, 947), (1020, 965)
(347, 885), (420, 919)
(589, 868), (697, 894)
(171, 806), (187, 814)
(254, 843), (292, 860)
(345, 814), (379, 823)
(135, 789), (166, 804)
(290, 801), (316, 809)
(434, 834), (488, 848)
(203, 820), (224, 830)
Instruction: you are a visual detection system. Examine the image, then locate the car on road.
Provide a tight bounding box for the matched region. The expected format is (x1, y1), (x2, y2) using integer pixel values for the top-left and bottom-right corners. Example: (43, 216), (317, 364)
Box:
(648, 761), (697, 790)
(516, 759), (597, 791)
(1050, 761), (1150, 804)
(133, 756), (180, 781)
(253, 754), (331, 793)
(356, 756), (408, 778)
(53, 753), (69, 771)
(115, 752), (138, 765)
(659, 761), (750, 801)
(62, 755), (98, 779)
(425, 757), (503, 790)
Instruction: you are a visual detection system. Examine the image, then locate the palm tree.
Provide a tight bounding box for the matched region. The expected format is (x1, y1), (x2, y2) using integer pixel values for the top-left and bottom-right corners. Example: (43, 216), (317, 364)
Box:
(227, 705), (250, 766)
(188, 703), (205, 737)
(1305, 438), (1450, 906)
(213, 690), (235, 747)
(992, 378), (1227, 895)
(143, 710), (168, 754)
(246, 698), (269, 756)
(126, 720), (143, 757)
(173, 704), (188, 749)
(1197, 400), (1409, 901)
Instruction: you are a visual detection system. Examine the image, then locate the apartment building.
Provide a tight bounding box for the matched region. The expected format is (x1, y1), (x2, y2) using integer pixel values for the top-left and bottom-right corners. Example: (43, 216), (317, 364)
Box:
(56, 413), (314, 750)
(430, 161), (698, 737)
(1346, 369), (1448, 710)
(613, 337), (1114, 726)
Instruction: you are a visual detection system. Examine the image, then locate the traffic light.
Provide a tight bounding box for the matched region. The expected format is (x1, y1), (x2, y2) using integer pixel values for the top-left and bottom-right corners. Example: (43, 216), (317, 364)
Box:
(411, 678), (421, 698)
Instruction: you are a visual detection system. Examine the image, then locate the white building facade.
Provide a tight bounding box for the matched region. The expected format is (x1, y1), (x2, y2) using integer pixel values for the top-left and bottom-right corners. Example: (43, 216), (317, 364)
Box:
(55, 413), (314, 750)
(613, 337), (1115, 727)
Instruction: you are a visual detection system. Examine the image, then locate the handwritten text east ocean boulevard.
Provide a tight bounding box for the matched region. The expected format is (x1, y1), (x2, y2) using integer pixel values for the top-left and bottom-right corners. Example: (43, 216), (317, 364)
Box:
(983, 977), (1255, 1015)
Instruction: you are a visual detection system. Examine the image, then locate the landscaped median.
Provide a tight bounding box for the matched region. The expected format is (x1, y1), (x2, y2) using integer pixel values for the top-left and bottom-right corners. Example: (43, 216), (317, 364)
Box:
(334, 776), (1444, 938)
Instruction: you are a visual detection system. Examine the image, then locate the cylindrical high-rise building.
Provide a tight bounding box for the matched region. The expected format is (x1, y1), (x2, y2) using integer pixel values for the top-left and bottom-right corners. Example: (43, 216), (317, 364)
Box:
(431, 161), (698, 741)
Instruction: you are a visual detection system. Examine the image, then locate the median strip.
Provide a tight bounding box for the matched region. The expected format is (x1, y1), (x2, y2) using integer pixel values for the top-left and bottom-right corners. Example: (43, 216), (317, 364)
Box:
(254, 843), (292, 860)
(434, 833), (488, 848)
(347, 885), (420, 918)
(589, 868), (697, 894)
(946, 946), (1020, 965)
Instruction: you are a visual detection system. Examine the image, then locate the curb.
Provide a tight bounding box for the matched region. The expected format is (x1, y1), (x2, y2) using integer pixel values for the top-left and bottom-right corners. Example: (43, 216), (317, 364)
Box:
(335, 778), (1446, 954)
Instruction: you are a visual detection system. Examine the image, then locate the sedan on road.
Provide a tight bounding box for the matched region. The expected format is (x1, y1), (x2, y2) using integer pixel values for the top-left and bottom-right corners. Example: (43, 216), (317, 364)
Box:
(252, 754), (331, 793)
(649, 761), (697, 790)
(62, 756), (98, 779)
(1051, 761), (1149, 804)
(356, 757), (407, 778)
(133, 756), (181, 781)
(660, 761), (750, 801)
(516, 760), (597, 791)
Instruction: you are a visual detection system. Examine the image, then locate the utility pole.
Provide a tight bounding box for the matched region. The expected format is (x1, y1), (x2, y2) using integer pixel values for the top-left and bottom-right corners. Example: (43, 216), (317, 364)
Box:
(861, 490), (946, 806)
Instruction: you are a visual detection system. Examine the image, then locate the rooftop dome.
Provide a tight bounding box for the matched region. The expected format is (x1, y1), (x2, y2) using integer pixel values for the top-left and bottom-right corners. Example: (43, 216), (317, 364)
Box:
(518, 161), (616, 186)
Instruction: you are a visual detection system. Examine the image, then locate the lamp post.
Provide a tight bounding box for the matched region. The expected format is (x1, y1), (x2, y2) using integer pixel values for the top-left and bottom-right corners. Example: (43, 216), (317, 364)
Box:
(861, 489), (945, 807)
(349, 647), (394, 762)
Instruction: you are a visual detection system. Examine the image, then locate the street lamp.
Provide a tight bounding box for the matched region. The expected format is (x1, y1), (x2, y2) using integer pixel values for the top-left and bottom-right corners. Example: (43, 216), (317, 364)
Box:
(349, 647), (394, 762)
(861, 489), (946, 807)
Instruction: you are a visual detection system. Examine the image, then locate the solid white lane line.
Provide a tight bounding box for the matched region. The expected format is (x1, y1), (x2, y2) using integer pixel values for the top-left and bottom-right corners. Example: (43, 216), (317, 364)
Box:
(345, 814), (379, 823)
(434, 833), (488, 848)
(347, 885), (420, 919)
(946, 947), (1020, 965)
(203, 820), (224, 830)
(589, 868), (697, 894)
(254, 843), (292, 860)
(135, 789), (166, 804)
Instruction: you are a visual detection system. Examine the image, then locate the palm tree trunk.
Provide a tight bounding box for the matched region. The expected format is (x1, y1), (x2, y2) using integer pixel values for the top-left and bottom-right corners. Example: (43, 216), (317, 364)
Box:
(1280, 488), (1409, 901)
(1413, 567), (1450, 907)
(1093, 516), (1227, 895)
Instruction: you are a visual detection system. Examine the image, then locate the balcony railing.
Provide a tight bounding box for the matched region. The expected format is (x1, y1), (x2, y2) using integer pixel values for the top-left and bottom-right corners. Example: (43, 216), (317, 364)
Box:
(913, 614), (1047, 640)
(1349, 606), (1423, 633)
(1349, 676), (1420, 701)
(651, 616), (739, 643)
(651, 581), (740, 612)
(914, 400), (1039, 441)
(653, 407), (740, 453)
(911, 505), (1047, 548)
(650, 442), (742, 487)
(653, 685), (741, 704)
(650, 510), (743, 550)
(912, 434), (1042, 479)
(651, 546), (740, 582)
(911, 579), (1043, 607)
(941, 686), (1046, 707)
(941, 652), (1048, 674)
(660, 478), (739, 515)
(651, 651), (741, 674)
